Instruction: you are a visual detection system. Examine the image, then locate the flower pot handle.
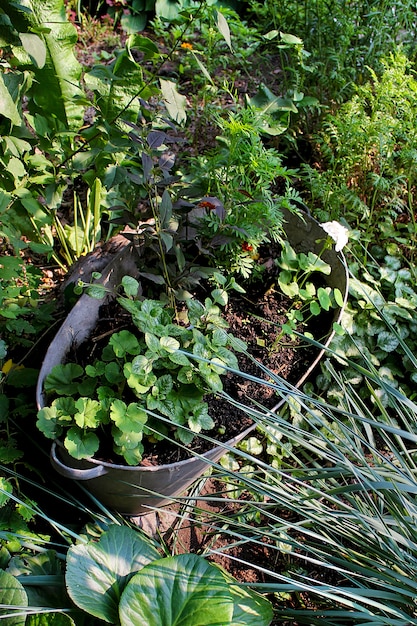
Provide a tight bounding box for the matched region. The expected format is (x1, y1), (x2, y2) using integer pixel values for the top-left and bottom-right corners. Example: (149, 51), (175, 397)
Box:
(50, 442), (107, 480)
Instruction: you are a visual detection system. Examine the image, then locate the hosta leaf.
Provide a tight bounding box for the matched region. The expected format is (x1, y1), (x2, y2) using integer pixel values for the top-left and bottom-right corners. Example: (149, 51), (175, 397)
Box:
(8, 0), (84, 129)
(26, 613), (75, 625)
(119, 554), (234, 626)
(228, 580), (274, 625)
(66, 525), (160, 624)
(0, 570), (28, 626)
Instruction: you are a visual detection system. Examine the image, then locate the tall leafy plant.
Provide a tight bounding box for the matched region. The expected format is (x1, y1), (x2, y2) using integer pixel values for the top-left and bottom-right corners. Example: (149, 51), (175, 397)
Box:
(1, 0), (84, 129)
(303, 52), (417, 256)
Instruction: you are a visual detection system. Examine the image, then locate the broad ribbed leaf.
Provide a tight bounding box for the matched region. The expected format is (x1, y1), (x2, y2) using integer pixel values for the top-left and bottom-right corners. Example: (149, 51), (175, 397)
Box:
(26, 613), (75, 625)
(5, 0), (84, 129)
(0, 570), (28, 626)
(227, 581), (273, 625)
(66, 525), (160, 623)
(119, 554), (234, 626)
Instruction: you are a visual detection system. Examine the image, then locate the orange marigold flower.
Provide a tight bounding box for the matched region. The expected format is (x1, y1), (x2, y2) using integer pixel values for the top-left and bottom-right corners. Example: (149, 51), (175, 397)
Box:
(199, 200), (216, 210)
(242, 242), (253, 252)
(181, 42), (193, 50)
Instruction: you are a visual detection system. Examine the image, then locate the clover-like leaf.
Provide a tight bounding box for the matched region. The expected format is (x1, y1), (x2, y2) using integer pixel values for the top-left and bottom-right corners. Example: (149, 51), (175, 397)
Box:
(104, 361), (124, 384)
(310, 300), (321, 316)
(317, 287), (332, 311)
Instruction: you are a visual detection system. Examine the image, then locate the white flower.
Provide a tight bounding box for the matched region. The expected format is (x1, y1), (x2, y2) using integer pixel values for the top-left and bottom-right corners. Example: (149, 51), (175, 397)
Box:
(320, 221), (349, 252)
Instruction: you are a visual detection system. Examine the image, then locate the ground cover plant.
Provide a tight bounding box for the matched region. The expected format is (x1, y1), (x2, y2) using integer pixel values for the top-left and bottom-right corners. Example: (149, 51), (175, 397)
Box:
(1, 0), (417, 622)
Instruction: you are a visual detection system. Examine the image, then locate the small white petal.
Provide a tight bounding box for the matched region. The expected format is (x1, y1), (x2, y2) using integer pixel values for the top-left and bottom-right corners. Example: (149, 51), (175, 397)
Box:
(321, 221), (349, 252)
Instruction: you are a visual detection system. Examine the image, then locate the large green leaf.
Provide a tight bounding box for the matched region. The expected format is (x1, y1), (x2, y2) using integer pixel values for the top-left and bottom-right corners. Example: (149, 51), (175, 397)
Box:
(0, 570), (28, 626)
(3, 0), (84, 129)
(160, 78), (187, 125)
(66, 525), (160, 623)
(227, 581), (273, 626)
(119, 554), (234, 626)
(84, 52), (152, 123)
(0, 73), (21, 126)
(26, 614), (75, 625)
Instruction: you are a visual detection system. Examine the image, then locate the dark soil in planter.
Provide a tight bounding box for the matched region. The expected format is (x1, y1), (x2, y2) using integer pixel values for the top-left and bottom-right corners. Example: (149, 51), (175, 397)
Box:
(64, 243), (331, 467)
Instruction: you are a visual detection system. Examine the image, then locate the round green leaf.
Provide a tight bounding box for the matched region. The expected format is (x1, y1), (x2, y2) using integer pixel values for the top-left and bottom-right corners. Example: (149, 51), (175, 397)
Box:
(317, 287), (331, 311)
(121, 275), (140, 297)
(160, 336), (180, 353)
(119, 554), (234, 626)
(309, 300), (321, 316)
(109, 330), (141, 357)
(64, 427), (99, 460)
